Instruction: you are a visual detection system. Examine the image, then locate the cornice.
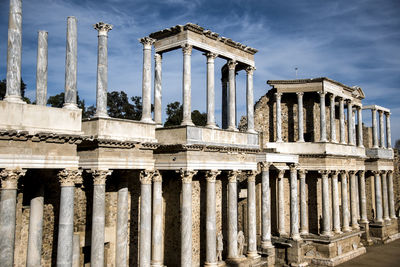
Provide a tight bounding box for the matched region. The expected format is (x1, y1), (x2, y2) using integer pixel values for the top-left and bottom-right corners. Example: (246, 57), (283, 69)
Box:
(0, 130), (83, 144)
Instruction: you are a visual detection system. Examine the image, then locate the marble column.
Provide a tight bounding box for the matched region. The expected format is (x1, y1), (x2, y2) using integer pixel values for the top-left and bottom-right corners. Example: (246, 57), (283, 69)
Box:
(181, 44), (194, 126)
(260, 163), (273, 248)
(72, 234), (80, 267)
(276, 92), (283, 142)
(381, 171), (390, 222)
(221, 77), (228, 129)
(352, 110), (357, 145)
(347, 100), (354, 145)
(373, 171), (383, 223)
(387, 171), (396, 219)
(379, 111), (385, 148)
(341, 171), (351, 232)
(116, 177), (129, 267)
(227, 170), (240, 258)
(246, 66), (256, 133)
(385, 112), (392, 148)
(63, 17), (79, 109)
(277, 169), (286, 236)
(90, 170), (112, 267)
(330, 94), (336, 142)
(299, 170), (308, 235)
(5, 0), (24, 103)
(227, 60), (238, 131)
(320, 170), (332, 236)
(297, 92), (304, 142)
(94, 22), (112, 118)
(349, 171), (359, 229)
(0, 168), (26, 266)
(331, 171), (341, 234)
(151, 171), (164, 267)
(289, 165), (300, 240)
(339, 98), (346, 144)
(179, 170), (197, 266)
(139, 170), (153, 267)
(154, 53), (162, 126)
(205, 170), (220, 266)
(357, 106), (364, 147)
(36, 31), (48, 106)
(26, 183), (44, 267)
(372, 109), (379, 148)
(57, 169), (81, 267)
(206, 53), (218, 129)
(319, 92), (327, 142)
(247, 171), (259, 257)
(140, 37), (156, 123)
(359, 171), (368, 223)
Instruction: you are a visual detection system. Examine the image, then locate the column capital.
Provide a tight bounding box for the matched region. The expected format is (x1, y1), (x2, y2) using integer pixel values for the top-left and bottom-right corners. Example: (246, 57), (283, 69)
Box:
(358, 170), (365, 176)
(0, 168), (26, 189)
(340, 170), (348, 176)
(387, 170), (393, 174)
(93, 22), (113, 36)
(380, 170), (388, 175)
(205, 170), (221, 183)
(330, 170), (339, 177)
(227, 60), (237, 70)
(182, 43), (193, 55)
(378, 109), (384, 115)
(152, 170), (162, 183)
(140, 36), (155, 49)
(318, 91), (326, 97)
(205, 52), (218, 60)
(275, 92), (282, 99)
(58, 169), (82, 187)
(245, 170), (258, 182)
(140, 170), (154, 184)
(245, 66), (256, 75)
(385, 111), (391, 117)
(296, 92), (304, 97)
(154, 53), (162, 63)
(289, 164), (299, 172)
(298, 169), (307, 177)
(89, 169), (112, 185)
(277, 168), (285, 178)
(318, 170), (330, 177)
(329, 93), (336, 100)
(227, 170), (240, 183)
(372, 170), (380, 175)
(178, 169), (197, 184)
(259, 161), (271, 171)
(346, 99), (352, 104)
(348, 170), (356, 176)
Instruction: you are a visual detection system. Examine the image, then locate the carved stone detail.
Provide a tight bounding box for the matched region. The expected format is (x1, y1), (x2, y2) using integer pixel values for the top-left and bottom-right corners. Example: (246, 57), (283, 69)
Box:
(205, 170), (221, 183)
(245, 170), (258, 182)
(227, 60), (237, 70)
(182, 43), (193, 55)
(245, 66), (256, 75)
(93, 22), (113, 35)
(89, 169), (112, 185)
(205, 52), (218, 60)
(178, 169), (197, 184)
(0, 168), (26, 189)
(227, 170), (240, 183)
(259, 161), (270, 172)
(140, 36), (156, 48)
(152, 170), (162, 183)
(58, 169), (82, 187)
(140, 170), (154, 184)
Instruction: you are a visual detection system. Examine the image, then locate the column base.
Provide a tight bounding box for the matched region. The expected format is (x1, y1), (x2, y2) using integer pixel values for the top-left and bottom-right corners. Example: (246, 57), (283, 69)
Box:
(384, 218), (392, 225)
(247, 129), (257, 134)
(4, 95), (26, 104)
(204, 262), (219, 267)
(340, 141), (347, 145)
(321, 231), (333, 237)
(141, 117), (155, 124)
(227, 126), (238, 132)
(352, 224), (360, 230)
(296, 140), (305, 143)
(181, 120), (194, 126)
(206, 123), (218, 129)
(342, 226), (351, 232)
(261, 240), (274, 249)
(291, 234), (302, 241)
(63, 103), (79, 110)
(359, 219), (369, 224)
(333, 229), (343, 234)
(247, 251), (260, 259)
(300, 230), (309, 235)
(93, 112), (110, 119)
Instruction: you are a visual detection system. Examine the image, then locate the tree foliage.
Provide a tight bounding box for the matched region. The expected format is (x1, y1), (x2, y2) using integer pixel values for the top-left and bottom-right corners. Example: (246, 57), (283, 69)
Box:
(0, 78), (30, 103)
(107, 91), (145, 120)
(164, 101), (207, 127)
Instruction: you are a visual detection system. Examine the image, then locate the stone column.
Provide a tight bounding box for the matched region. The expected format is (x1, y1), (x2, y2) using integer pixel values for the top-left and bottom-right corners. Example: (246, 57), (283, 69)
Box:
(359, 171), (368, 223)
(372, 109), (379, 148)
(340, 171), (351, 232)
(246, 66), (256, 133)
(56, 169), (81, 267)
(379, 110), (385, 148)
(357, 106), (364, 147)
(139, 170), (153, 267)
(221, 77), (228, 129)
(260, 163), (273, 248)
(297, 92), (304, 142)
(276, 92), (283, 142)
(381, 171), (390, 222)
(330, 94), (336, 142)
(116, 177), (129, 267)
(36, 31), (48, 106)
(93, 22), (112, 118)
(227, 170), (240, 258)
(387, 171), (396, 219)
(140, 37), (155, 123)
(227, 60), (238, 131)
(26, 183), (44, 267)
(72, 234), (80, 267)
(385, 112), (392, 148)
(352, 110), (357, 145)
(179, 170), (197, 267)
(373, 171), (383, 223)
(347, 100), (354, 145)
(318, 92), (327, 142)
(331, 171), (341, 234)
(339, 98), (346, 144)
(277, 169), (286, 235)
(289, 165), (300, 240)
(206, 53), (218, 129)
(205, 170), (220, 266)
(4, 0), (24, 103)
(0, 169), (26, 266)
(154, 53), (162, 126)
(320, 170), (332, 236)
(151, 171), (163, 267)
(181, 44), (194, 126)
(349, 171), (359, 229)
(90, 170), (112, 267)
(63, 17), (79, 109)
(299, 170), (308, 235)
(246, 170), (259, 257)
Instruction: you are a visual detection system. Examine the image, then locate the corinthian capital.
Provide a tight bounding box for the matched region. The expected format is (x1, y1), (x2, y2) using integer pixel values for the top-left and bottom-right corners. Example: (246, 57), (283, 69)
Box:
(93, 22), (113, 36)
(227, 60), (237, 70)
(205, 170), (221, 183)
(259, 162), (270, 172)
(0, 168), (26, 189)
(245, 170), (258, 182)
(245, 66), (256, 75)
(182, 43), (193, 55)
(88, 169), (112, 185)
(58, 169), (82, 187)
(140, 170), (154, 184)
(205, 52), (218, 60)
(227, 170), (240, 183)
(177, 169), (197, 184)
(152, 170), (162, 183)
(140, 36), (156, 48)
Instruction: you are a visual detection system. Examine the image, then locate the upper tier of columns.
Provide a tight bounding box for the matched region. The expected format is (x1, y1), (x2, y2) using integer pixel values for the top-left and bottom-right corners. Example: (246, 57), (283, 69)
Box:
(365, 107), (392, 149)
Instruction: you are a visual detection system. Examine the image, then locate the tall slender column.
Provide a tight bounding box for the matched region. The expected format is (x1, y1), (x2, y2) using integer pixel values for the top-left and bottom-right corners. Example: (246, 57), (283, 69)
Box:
(57, 169), (81, 267)
(385, 112), (392, 148)
(179, 170), (197, 266)
(246, 66), (256, 133)
(318, 92), (327, 142)
(116, 177), (129, 267)
(36, 31), (48, 106)
(153, 53), (162, 126)
(93, 22), (112, 118)
(140, 37), (155, 123)
(331, 171), (341, 233)
(151, 171), (163, 267)
(63, 17), (79, 109)
(246, 171), (259, 257)
(352, 110), (357, 145)
(0, 169), (26, 266)
(260, 163), (273, 248)
(276, 92), (283, 142)
(339, 98), (346, 144)
(227, 60), (238, 131)
(297, 92), (304, 142)
(139, 170), (153, 267)
(277, 169), (286, 235)
(330, 94), (336, 142)
(206, 53), (218, 128)
(299, 170), (308, 235)
(26, 183), (44, 267)
(4, 0), (24, 103)
(357, 106), (364, 147)
(381, 171), (390, 222)
(372, 109), (379, 148)
(341, 171), (351, 232)
(205, 170), (220, 266)
(72, 234), (80, 267)
(221, 77), (228, 129)
(347, 100), (354, 145)
(90, 170), (112, 267)
(373, 171), (383, 223)
(359, 171), (368, 223)
(349, 171), (359, 229)
(320, 170), (332, 236)
(181, 44), (194, 126)
(290, 165), (300, 240)
(227, 170), (240, 258)
(387, 171), (396, 219)
(379, 110), (385, 148)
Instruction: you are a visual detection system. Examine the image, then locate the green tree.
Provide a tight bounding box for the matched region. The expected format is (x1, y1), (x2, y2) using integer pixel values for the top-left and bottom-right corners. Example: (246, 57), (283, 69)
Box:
(0, 78), (30, 103)
(164, 101), (207, 127)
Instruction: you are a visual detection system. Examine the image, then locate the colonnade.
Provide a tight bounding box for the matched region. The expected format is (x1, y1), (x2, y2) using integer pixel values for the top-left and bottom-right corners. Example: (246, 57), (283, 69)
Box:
(367, 107), (392, 149)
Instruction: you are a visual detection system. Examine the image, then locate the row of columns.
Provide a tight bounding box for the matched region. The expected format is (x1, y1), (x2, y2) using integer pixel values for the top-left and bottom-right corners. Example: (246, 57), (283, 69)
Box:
(370, 109), (392, 149)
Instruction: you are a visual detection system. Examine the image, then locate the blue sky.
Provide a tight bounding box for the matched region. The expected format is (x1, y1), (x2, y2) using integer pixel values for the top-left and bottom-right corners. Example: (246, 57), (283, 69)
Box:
(0, 0), (399, 143)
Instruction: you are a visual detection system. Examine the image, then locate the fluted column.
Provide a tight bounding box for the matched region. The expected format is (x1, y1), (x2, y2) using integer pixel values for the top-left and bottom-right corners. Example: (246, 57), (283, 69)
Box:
(349, 171), (359, 229)
(246, 66), (256, 133)
(36, 31), (48, 106)
(246, 170), (259, 257)
(63, 17), (79, 109)
(5, 0), (24, 103)
(260, 163), (273, 248)
(359, 171), (368, 223)
(181, 44), (194, 126)
(140, 37), (155, 123)
(387, 171), (396, 219)
(227, 60), (238, 131)
(320, 170), (332, 236)
(297, 92), (304, 142)
(139, 170), (153, 267)
(330, 94), (336, 142)
(381, 171), (390, 222)
(339, 98), (346, 144)
(0, 169), (26, 266)
(57, 169), (82, 267)
(357, 106), (364, 147)
(385, 112), (392, 148)
(372, 109), (378, 148)
(341, 171), (351, 232)
(379, 111), (385, 148)
(151, 171), (163, 267)
(299, 170), (308, 235)
(347, 100), (354, 145)
(116, 178), (129, 267)
(331, 171), (341, 233)
(206, 53), (218, 129)
(290, 165), (300, 240)
(276, 92), (283, 142)
(154, 53), (162, 126)
(277, 169), (286, 235)
(319, 92), (327, 142)
(227, 170), (240, 258)
(373, 171), (383, 223)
